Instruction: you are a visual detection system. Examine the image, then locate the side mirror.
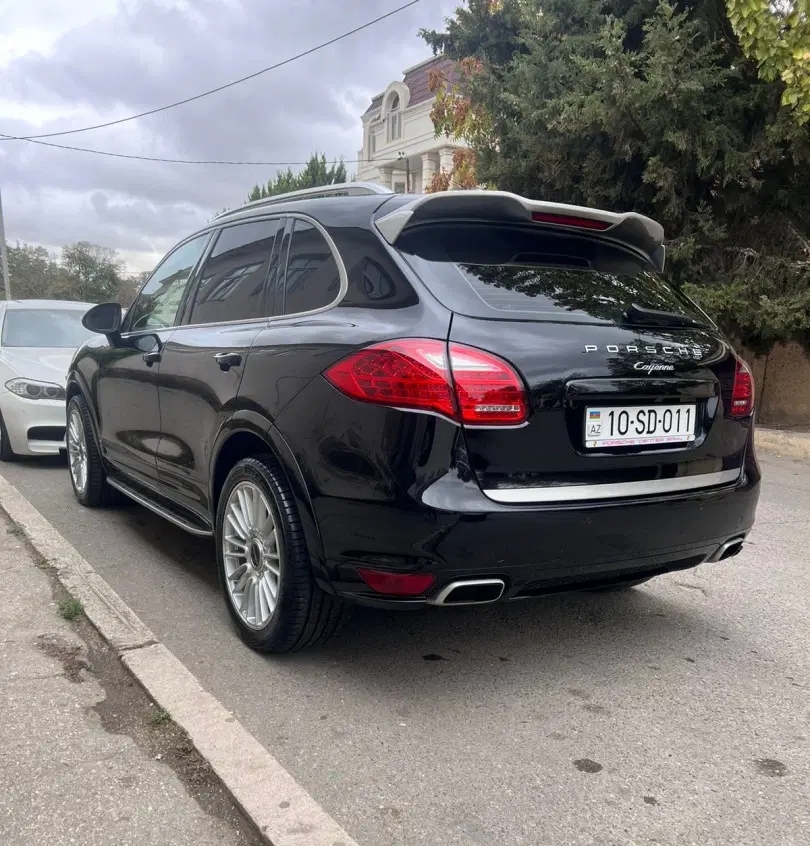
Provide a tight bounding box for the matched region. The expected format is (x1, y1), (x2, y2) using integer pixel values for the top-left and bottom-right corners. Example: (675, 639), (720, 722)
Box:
(83, 302), (122, 336)
(134, 333), (160, 353)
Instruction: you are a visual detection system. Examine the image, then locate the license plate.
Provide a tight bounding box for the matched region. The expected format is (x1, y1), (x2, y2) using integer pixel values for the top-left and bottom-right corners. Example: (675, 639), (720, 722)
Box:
(584, 404), (697, 448)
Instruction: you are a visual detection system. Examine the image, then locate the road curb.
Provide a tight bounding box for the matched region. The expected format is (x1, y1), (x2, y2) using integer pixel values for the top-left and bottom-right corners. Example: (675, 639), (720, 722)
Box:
(755, 428), (810, 460)
(0, 472), (359, 846)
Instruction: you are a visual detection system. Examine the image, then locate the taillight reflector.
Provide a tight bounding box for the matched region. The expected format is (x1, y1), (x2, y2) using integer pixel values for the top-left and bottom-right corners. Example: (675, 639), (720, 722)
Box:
(730, 357), (755, 418)
(357, 569), (437, 596)
(324, 338), (528, 426)
(531, 211), (611, 231)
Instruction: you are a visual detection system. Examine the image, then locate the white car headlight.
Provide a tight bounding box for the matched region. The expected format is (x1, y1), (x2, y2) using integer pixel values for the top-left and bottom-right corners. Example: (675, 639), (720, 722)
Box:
(4, 379), (67, 401)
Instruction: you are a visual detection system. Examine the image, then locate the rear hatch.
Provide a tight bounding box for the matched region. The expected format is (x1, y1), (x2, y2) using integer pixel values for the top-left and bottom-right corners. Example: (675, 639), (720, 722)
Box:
(379, 198), (752, 503)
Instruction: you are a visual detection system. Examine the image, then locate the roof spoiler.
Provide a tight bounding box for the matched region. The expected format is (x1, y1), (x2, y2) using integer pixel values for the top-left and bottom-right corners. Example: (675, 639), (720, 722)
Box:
(374, 190), (666, 272)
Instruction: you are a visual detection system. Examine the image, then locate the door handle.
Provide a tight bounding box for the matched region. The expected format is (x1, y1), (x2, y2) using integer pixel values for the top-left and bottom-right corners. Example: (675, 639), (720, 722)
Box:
(213, 351), (242, 372)
(142, 350), (161, 366)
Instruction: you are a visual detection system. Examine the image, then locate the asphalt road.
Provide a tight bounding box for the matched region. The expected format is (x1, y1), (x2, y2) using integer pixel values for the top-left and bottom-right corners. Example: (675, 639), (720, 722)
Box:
(2, 453), (808, 846)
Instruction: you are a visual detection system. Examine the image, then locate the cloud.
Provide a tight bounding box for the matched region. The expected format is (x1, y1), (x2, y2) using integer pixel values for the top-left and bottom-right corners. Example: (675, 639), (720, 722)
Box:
(0, 0), (456, 271)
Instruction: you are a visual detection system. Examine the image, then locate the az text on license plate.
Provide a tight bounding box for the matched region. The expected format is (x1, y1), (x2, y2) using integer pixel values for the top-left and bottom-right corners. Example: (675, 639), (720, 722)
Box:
(584, 404), (696, 448)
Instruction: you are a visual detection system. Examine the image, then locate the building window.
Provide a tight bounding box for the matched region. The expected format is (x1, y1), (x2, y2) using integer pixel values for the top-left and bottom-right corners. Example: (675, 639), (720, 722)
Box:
(369, 128), (376, 158)
(387, 93), (402, 142)
(393, 181), (406, 194)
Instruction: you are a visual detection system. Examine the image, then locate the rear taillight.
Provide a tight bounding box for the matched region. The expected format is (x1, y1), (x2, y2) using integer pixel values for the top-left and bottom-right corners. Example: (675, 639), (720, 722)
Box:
(324, 338), (528, 427)
(449, 343), (528, 425)
(730, 357), (755, 418)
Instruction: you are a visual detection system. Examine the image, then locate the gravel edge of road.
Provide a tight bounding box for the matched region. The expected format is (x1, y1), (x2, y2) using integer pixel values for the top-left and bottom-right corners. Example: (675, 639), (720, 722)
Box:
(755, 427), (810, 460)
(0, 471), (360, 846)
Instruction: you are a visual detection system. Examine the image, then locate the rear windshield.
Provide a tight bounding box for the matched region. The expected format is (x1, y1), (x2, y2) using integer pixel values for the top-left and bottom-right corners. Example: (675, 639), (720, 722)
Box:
(396, 223), (707, 325)
(1, 309), (94, 348)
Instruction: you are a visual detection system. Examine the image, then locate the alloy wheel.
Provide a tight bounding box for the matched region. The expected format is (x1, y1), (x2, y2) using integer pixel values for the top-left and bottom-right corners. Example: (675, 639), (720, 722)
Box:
(67, 407), (88, 494)
(222, 481), (283, 630)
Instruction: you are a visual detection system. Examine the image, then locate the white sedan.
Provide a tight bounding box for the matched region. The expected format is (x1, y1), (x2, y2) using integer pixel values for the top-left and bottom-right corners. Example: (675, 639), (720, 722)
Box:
(0, 299), (96, 460)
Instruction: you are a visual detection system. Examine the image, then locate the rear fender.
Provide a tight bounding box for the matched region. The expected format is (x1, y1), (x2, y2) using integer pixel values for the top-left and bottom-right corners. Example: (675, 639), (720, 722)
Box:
(209, 412), (330, 593)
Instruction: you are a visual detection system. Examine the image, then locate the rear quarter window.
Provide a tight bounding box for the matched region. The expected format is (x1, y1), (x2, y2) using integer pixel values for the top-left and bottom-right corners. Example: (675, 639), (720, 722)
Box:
(328, 227), (418, 310)
(397, 223), (705, 325)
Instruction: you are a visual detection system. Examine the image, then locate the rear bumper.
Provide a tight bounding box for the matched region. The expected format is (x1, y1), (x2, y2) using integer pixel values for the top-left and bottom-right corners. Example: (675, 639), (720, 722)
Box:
(319, 453), (761, 608)
(0, 391), (66, 456)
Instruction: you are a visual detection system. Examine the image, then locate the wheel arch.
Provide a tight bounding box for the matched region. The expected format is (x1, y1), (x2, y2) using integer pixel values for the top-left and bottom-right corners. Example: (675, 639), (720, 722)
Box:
(209, 414), (329, 590)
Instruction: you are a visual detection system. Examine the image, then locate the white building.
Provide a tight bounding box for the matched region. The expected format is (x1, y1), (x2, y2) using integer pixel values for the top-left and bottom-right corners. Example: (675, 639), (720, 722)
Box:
(355, 56), (467, 194)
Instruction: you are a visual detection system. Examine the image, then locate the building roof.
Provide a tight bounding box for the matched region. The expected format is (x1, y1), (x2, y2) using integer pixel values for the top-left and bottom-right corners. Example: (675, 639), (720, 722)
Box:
(362, 55), (458, 117)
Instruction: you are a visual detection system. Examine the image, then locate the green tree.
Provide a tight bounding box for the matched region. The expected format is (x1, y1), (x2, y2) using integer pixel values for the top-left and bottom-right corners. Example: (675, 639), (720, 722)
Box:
(4, 240), (137, 305)
(4, 242), (68, 299)
(422, 0), (810, 353)
(727, 0), (810, 122)
(60, 242), (128, 303)
(248, 152), (348, 201)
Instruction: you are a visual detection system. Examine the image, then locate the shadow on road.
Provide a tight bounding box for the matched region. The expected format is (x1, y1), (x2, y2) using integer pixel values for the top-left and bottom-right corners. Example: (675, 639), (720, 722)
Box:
(292, 588), (716, 698)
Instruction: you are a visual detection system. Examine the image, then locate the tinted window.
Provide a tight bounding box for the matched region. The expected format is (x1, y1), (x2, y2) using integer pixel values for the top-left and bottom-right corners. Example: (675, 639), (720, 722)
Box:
(188, 219), (282, 325)
(330, 227), (418, 310)
(1, 309), (94, 348)
(128, 235), (208, 331)
(282, 220), (340, 315)
(398, 223), (706, 326)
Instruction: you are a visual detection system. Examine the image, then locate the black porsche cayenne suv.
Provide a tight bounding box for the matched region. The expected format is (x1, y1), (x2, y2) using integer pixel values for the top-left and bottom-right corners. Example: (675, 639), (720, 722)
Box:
(66, 183), (760, 652)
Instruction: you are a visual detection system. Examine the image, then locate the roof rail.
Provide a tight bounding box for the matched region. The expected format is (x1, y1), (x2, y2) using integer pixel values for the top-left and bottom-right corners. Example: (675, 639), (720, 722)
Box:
(214, 182), (393, 221)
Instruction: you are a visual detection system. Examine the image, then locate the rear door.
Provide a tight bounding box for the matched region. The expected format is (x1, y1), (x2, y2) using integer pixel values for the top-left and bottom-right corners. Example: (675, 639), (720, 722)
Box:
(395, 221), (748, 504)
(237, 216), (349, 422)
(155, 217), (284, 521)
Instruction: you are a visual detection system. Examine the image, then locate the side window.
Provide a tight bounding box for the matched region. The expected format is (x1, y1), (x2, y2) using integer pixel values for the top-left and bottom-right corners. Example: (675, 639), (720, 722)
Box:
(282, 220), (341, 316)
(127, 235), (208, 332)
(188, 219), (282, 325)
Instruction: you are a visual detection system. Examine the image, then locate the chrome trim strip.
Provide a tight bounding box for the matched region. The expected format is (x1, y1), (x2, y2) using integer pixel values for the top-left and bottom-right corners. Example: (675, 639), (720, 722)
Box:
(483, 468), (742, 504)
(163, 213), (350, 330)
(106, 478), (213, 537)
(122, 212), (350, 336)
(427, 578), (506, 606)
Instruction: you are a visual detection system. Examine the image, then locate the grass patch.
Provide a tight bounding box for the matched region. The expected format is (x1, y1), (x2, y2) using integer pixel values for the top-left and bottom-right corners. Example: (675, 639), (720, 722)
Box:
(57, 597), (84, 621)
(148, 708), (172, 728)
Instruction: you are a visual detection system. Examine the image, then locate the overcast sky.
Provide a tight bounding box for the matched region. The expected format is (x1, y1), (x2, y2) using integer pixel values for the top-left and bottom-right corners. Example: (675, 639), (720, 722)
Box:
(0, 0), (456, 272)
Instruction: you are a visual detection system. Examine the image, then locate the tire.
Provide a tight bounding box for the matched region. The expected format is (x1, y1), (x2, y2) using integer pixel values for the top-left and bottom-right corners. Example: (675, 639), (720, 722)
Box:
(0, 411), (16, 461)
(66, 394), (119, 507)
(216, 454), (350, 653)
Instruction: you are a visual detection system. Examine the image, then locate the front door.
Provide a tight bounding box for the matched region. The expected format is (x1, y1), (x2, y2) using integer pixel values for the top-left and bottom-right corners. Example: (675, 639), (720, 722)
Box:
(155, 216), (285, 522)
(97, 233), (210, 489)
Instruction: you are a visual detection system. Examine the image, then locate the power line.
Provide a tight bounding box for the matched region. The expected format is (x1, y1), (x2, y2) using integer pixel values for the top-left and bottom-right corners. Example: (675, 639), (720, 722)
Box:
(0, 128), (434, 168)
(0, 132), (362, 165)
(0, 0), (423, 143)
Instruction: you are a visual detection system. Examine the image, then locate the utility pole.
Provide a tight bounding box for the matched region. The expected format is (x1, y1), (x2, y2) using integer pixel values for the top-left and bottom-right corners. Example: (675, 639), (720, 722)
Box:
(0, 187), (10, 300)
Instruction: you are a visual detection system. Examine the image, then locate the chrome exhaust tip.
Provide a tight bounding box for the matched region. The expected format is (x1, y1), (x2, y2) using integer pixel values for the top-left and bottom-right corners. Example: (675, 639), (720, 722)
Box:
(708, 535), (747, 563)
(428, 578), (506, 606)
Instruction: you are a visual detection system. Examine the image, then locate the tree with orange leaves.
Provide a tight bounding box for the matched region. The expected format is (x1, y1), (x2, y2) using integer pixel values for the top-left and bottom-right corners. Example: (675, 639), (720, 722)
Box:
(423, 58), (491, 192)
(420, 0), (527, 192)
